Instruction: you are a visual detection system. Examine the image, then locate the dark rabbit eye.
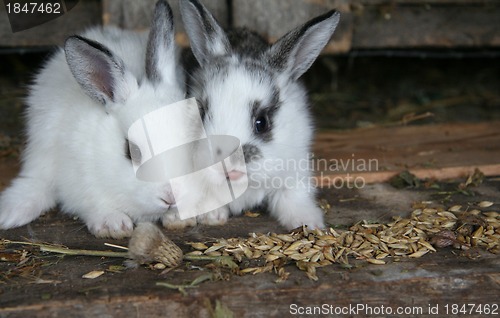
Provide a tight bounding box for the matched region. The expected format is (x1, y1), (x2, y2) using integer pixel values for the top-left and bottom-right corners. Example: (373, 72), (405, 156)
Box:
(254, 115), (269, 134)
(125, 139), (142, 163)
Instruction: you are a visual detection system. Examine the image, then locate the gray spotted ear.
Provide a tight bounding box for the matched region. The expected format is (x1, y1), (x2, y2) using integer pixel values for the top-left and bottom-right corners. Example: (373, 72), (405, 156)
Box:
(267, 10), (340, 81)
(146, 0), (176, 85)
(65, 35), (128, 105)
(179, 0), (231, 66)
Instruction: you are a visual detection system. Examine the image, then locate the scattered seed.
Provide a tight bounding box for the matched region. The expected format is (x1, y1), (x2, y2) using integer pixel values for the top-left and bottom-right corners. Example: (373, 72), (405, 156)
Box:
(180, 201), (499, 281)
(154, 263), (166, 270)
(478, 201), (494, 208)
(189, 242), (209, 250)
(367, 258), (386, 265)
(82, 270), (104, 279)
(408, 249), (429, 258)
(449, 205), (462, 212)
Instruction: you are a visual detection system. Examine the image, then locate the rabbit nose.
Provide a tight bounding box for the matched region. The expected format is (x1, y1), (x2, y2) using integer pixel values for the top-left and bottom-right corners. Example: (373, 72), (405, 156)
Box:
(162, 195), (175, 206)
(162, 185), (177, 205)
(227, 170), (245, 181)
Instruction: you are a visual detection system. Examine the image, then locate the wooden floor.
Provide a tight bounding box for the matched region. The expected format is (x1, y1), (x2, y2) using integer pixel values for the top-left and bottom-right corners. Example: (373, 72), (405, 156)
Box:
(1, 122), (499, 317)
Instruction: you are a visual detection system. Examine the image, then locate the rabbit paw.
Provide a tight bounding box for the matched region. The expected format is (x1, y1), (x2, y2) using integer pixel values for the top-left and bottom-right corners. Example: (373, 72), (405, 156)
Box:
(197, 207), (229, 226)
(162, 211), (197, 230)
(281, 205), (325, 230)
(0, 197), (44, 229)
(272, 193), (325, 230)
(87, 212), (134, 239)
(0, 178), (55, 229)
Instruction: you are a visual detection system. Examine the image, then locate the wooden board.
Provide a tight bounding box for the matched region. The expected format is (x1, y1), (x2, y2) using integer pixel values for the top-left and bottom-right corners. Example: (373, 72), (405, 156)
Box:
(2, 0), (499, 51)
(313, 121), (500, 184)
(0, 180), (499, 317)
(231, 0), (353, 53)
(352, 2), (500, 49)
(1, 121), (500, 317)
(102, 0), (229, 47)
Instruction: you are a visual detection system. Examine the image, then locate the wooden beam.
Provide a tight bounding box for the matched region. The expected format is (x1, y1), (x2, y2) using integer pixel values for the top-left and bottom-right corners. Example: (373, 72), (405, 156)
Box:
(232, 0), (353, 53)
(102, 0), (229, 39)
(352, 2), (500, 49)
(313, 121), (500, 184)
(316, 164), (500, 186)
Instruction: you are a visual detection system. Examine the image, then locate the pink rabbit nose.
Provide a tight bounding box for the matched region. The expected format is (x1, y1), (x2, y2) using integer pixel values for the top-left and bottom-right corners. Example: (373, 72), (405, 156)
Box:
(162, 197), (175, 206)
(162, 187), (176, 206)
(227, 170), (245, 181)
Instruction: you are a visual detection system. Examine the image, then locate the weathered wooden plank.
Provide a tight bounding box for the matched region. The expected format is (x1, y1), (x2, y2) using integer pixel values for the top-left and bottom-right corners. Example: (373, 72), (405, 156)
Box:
(232, 0), (353, 53)
(2, 0), (499, 50)
(352, 2), (500, 48)
(102, 0), (229, 47)
(317, 164), (500, 186)
(0, 0), (101, 47)
(359, 0), (498, 4)
(1, 257), (498, 318)
(313, 121), (500, 182)
(0, 211), (498, 318)
(1, 137), (499, 317)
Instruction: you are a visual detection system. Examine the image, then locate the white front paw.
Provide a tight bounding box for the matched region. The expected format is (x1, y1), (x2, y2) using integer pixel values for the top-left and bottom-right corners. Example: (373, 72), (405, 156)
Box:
(0, 197), (41, 229)
(197, 207), (229, 226)
(87, 212), (134, 239)
(273, 197), (325, 230)
(0, 178), (54, 229)
(297, 207), (325, 230)
(162, 210), (197, 230)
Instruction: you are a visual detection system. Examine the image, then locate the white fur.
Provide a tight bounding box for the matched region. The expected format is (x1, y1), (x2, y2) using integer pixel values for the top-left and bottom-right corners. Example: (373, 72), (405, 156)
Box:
(0, 5), (188, 238)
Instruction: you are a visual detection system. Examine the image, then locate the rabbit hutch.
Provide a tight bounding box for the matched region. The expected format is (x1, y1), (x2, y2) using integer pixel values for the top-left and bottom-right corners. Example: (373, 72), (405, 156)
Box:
(0, 0), (499, 317)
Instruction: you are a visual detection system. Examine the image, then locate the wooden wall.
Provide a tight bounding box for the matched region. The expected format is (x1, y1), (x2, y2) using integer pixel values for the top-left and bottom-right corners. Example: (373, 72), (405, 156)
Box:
(0, 0), (499, 52)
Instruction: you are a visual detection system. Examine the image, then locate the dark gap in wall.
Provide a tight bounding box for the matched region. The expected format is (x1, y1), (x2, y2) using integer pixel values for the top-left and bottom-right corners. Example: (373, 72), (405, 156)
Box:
(305, 53), (500, 130)
(1, 51), (499, 140)
(226, 0), (233, 28)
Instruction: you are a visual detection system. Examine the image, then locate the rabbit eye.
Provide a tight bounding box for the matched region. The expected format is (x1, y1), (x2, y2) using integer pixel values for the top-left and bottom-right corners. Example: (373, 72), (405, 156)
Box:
(125, 139), (142, 163)
(254, 115), (269, 134)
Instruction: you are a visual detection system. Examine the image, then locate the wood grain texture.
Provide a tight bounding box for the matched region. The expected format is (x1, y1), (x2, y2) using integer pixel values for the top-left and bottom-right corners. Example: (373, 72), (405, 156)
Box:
(1, 128), (499, 317)
(352, 2), (500, 48)
(1, 1), (499, 50)
(102, 0), (229, 47)
(313, 121), (500, 183)
(232, 0), (353, 53)
(0, 211), (498, 318)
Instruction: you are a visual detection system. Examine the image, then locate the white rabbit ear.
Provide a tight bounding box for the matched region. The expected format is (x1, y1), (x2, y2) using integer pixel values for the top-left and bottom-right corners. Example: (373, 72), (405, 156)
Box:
(267, 10), (340, 81)
(65, 35), (129, 105)
(179, 0), (231, 66)
(146, 0), (176, 85)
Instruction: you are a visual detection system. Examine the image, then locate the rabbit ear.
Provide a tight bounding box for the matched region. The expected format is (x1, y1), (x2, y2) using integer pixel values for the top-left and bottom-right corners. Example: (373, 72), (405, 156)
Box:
(179, 0), (230, 66)
(267, 10), (340, 81)
(146, 0), (176, 85)
(65, 35), (129, 105)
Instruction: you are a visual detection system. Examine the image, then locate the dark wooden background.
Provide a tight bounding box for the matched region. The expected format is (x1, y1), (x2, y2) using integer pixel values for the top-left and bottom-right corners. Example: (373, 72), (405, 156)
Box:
(1, 0), (499, 52)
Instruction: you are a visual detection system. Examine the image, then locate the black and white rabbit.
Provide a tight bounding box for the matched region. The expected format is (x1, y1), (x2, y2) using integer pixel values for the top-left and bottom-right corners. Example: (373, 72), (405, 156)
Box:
(177, 0), (340, 230)
(0, 0), (192, 238)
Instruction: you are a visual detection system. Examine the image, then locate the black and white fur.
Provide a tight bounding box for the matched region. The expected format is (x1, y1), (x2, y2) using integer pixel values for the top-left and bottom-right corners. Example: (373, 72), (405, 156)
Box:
(176, 0), (340, 229)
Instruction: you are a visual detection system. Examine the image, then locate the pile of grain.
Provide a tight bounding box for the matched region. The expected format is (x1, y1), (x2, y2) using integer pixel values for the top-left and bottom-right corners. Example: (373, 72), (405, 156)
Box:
(186, 202), (499, 280)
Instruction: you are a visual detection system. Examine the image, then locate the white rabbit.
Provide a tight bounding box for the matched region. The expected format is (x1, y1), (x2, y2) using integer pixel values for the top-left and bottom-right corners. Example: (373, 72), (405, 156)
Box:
(0, 0), (191, 238)
(177, 0), (340, 230)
